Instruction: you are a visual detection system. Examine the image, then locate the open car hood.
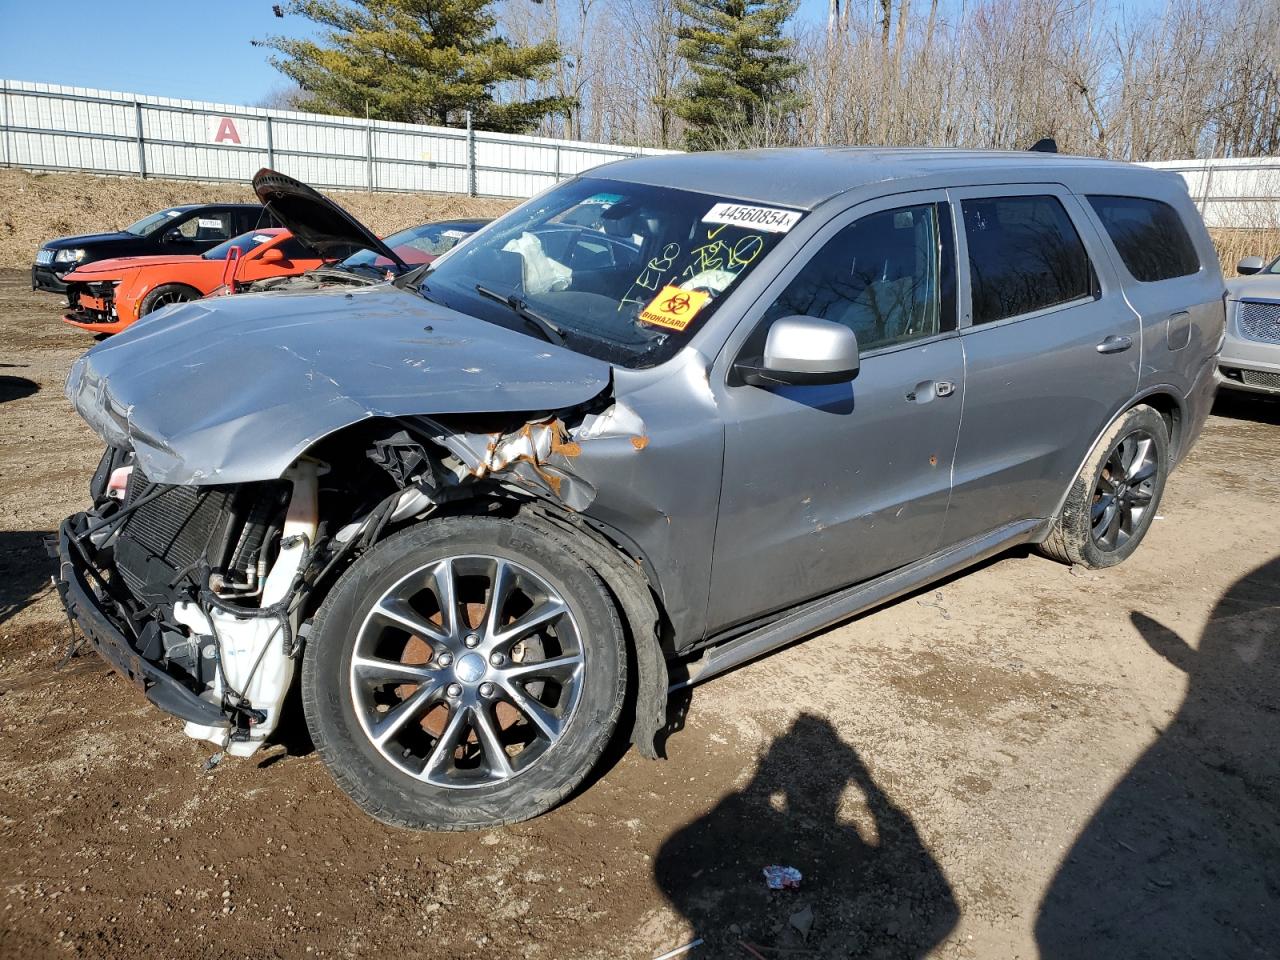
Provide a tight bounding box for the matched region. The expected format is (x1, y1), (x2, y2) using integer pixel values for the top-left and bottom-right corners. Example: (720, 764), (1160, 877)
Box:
(252, 168), (407, 269)
(66, 285), (613, 485)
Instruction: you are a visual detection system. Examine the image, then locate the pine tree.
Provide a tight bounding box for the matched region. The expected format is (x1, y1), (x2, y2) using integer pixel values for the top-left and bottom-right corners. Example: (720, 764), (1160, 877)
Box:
(666, 0), (805, 149)
(259, 0), (574, 133)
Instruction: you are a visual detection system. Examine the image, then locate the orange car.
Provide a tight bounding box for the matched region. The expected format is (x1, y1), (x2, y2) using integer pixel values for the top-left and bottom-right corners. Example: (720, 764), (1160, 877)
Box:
(61, 229), (326, 334)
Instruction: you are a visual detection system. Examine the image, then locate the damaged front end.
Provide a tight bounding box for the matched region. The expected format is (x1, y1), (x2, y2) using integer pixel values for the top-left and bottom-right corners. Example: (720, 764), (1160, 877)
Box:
(55, 287), (666, 756)
(55, 452), (323, 754)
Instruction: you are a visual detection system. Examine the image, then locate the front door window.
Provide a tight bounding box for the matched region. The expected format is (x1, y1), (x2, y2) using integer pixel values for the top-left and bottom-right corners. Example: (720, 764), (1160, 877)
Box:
(759, 202), (956, 351)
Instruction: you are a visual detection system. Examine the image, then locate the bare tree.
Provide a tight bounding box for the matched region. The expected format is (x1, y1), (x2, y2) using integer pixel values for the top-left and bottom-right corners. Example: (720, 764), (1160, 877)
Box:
(493, 0), (1278, 159)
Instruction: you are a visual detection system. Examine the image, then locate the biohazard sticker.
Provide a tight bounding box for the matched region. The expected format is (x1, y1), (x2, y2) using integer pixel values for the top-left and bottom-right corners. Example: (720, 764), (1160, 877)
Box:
(702, 202), (802, 234)
(638, 285), (710, 331)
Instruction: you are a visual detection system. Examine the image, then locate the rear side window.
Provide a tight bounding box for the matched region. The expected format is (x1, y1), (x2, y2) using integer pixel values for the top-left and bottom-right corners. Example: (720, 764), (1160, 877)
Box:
(962, 195), (1095, 325)
(1086, 195), (1200, 282)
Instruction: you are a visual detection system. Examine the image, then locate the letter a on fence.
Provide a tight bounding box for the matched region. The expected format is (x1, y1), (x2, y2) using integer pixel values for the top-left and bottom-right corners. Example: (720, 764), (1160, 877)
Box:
(211, 117), (242, 145)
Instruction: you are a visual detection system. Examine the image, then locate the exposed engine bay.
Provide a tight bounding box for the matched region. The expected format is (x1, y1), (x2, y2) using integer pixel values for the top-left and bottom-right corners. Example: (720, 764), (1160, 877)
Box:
(243, 262), (390, 293)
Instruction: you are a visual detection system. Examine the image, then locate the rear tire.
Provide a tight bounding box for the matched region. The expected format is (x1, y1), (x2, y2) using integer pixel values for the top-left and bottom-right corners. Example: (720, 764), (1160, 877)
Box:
(139, 283), (199, 317)
(1039, 404), (1169, 569)
(302, 515), (626, 830)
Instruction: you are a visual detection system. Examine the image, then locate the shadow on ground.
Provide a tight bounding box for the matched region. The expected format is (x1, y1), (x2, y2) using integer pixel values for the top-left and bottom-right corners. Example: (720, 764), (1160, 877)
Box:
(0, 530), (55, 625)
(0, 374), (39, 404)
(655, 713), (958, 958)
(1037, 555), (1280, 959)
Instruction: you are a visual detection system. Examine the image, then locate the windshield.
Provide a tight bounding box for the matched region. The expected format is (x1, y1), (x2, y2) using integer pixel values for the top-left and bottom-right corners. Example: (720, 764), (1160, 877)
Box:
(124, 209), (185, 236)
(1267, 255), (1280, 275)
(339, 222), (480, 272)
(203, 231), (279, 260)
(419, 178), (803, 368)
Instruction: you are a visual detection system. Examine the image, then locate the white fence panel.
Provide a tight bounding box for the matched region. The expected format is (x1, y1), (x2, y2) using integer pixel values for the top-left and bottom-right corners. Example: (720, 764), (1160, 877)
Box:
(0, 78), (674, 198)
(6, 79), (1272, 222)
(1142, 158), (1280, 229)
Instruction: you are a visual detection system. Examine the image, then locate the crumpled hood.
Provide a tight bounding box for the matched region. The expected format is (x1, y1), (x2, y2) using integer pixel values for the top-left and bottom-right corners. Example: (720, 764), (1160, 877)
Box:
(1227, 274), (1280, 301)
(65, 284), (613, 485)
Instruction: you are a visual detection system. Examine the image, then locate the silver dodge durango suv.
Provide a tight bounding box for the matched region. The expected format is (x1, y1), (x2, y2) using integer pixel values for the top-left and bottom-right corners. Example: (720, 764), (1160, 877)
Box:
(55, 151), (1224, 829)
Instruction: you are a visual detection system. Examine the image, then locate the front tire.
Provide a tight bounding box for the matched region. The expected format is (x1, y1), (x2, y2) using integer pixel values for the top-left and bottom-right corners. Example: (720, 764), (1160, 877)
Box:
(139, 283), (199, 317)
(302, 515), (626, 830)
(1040, 404), (1169, 569)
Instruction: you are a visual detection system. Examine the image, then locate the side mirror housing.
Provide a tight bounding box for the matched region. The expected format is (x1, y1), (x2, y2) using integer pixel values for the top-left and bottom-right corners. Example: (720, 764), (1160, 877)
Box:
(163, 229), (185, 243)
(1236, 256), (1265, 275)
(259, 247), (286, 263)
(735, 315), (861, 387)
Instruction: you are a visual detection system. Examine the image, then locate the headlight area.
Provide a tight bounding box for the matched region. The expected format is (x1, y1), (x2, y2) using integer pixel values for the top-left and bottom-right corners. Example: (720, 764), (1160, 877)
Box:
(54, 248), (87, 265)
(55, 435), (448, 756)
(64, 280), (122, 326)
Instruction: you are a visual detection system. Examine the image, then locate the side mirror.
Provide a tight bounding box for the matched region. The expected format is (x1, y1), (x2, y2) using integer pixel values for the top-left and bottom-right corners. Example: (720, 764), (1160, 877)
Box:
(259, 247), (286, 263)
(163, 229), (186, 244)
(735, 316), (861, 387)
(1236, 256), (1265, 275)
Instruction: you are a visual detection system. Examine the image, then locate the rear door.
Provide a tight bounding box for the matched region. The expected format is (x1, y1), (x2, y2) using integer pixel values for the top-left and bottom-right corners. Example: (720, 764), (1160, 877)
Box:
(1082, 192), (1224, 404)
(707, 192), (965, 632)
(941, 185), (1141, 546)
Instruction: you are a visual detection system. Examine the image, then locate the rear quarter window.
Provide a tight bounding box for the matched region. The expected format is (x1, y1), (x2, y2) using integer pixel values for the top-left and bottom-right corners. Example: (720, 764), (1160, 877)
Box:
(1086, 195), (1200, 282)
(961, 195), (1096, 325)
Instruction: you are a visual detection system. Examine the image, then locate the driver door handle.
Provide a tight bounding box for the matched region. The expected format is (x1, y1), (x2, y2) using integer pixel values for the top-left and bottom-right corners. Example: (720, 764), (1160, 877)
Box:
(1096, 335), (1134, 354)
(905, 380), (956, 402)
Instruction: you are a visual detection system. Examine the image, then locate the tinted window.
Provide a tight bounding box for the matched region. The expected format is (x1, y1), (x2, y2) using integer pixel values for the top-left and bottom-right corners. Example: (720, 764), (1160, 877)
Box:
(962, 195), (1094, 324)
(1087, 195), (1200, 282)
(761, 203), (955, 352)
(230, 208), (258, 234)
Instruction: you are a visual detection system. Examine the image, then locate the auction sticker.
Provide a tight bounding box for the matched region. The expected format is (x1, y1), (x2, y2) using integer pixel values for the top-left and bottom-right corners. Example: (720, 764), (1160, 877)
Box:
(639, 285), (709, 331)
(702, 202), (801, 233)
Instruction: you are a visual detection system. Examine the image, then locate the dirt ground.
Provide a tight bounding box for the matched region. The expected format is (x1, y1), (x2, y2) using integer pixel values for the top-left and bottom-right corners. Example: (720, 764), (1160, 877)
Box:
(1, 265), (1277, 960)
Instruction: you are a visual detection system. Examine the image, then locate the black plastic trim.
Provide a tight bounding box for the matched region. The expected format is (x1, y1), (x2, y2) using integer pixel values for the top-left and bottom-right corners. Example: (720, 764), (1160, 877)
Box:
(54, 516), (229, 729)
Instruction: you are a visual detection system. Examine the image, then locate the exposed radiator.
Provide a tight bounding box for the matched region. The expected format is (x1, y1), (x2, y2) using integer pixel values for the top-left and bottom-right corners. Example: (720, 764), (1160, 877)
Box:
(115, 469), (238, 605)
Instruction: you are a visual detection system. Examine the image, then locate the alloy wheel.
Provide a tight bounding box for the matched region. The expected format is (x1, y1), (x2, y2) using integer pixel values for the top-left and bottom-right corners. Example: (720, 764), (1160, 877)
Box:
(1091, 429), (1158, 551)
(349, 555), (585, 789)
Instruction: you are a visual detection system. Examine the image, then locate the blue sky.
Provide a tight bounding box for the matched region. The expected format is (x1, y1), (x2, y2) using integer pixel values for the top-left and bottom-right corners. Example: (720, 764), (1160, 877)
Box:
(0, 0), (321, 105)
(0, 0), (1161, 108)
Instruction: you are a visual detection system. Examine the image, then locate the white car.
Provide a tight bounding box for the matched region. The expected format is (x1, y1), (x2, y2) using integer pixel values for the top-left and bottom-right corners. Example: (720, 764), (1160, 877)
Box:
(1219, 254), (1280, 396)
